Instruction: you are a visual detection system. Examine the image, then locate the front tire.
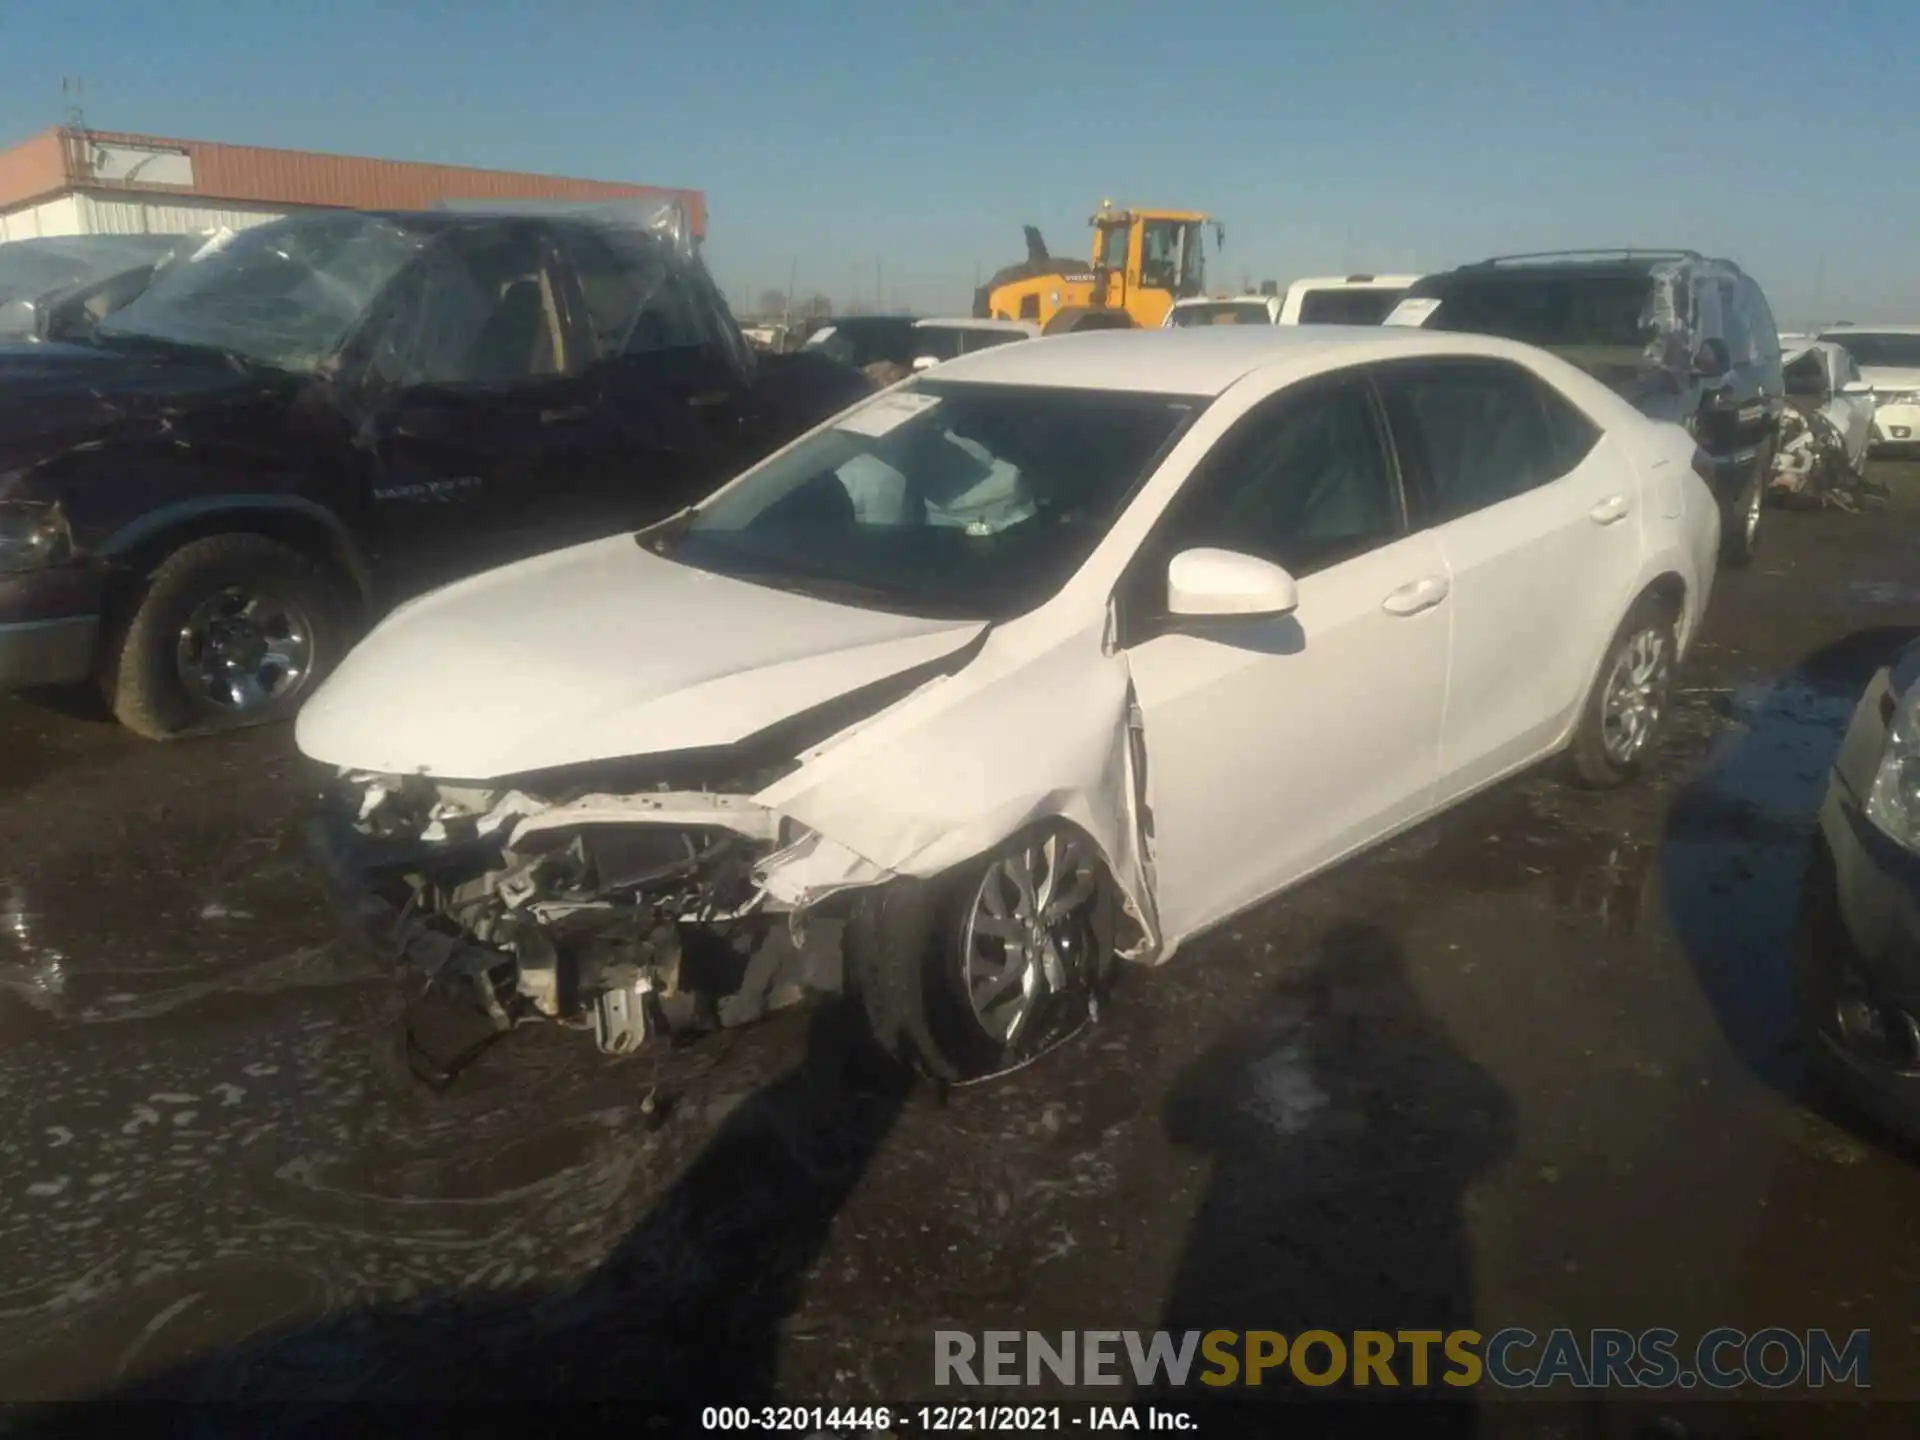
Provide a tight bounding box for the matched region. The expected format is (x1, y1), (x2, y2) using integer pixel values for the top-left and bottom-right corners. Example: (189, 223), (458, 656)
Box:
(1567, 592), (1679, 789)
(101, 533), (351, 741)
(845, 824), (1117, 1083)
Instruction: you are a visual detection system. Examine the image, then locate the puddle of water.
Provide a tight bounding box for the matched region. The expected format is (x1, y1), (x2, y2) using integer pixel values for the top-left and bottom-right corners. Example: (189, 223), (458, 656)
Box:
(1847, 580), (1920, 607)
(1393, 793), (1659, 937)
(1660, 671), (1868, 1092)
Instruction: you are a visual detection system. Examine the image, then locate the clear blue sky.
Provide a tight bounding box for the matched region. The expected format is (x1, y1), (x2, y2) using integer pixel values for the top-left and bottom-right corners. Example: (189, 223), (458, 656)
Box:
(3, 0), (1911, 325)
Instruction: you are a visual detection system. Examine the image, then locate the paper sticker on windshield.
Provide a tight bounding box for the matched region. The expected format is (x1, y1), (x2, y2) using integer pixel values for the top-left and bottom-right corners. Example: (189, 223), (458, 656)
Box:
(835, 391), (942, 438)
(1382, 296), (1440, 327)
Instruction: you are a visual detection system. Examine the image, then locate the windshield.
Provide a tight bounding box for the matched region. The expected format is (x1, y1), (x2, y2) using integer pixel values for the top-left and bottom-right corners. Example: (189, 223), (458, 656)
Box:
(97, 214), (423, 372)
(0, 236), (180, 307)
(1823, 332), (1920, 368)
(1296, 287), (1409, 325)
(1424, 274), (1657, 358)
(1168, 301), (1271, 328)
(664, 381), (1205, 619)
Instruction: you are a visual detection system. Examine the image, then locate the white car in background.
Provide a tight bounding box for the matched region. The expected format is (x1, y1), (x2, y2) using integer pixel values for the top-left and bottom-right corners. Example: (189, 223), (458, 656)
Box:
(1163, 275), (1422, 329)
(910, 316), (1038, 369)
(299, 326), (1720, 1083)
(1164, 293), (1283, 327)
(1280, 274), (1421, 324)
(1782, 339), (1877, 473)
(1818, 326), (1920, 449)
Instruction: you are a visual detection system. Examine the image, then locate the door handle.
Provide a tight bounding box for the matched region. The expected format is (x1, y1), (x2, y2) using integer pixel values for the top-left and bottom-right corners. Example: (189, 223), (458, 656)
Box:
(689, 390), (732, 408)
(1381, 575), (1450, 616)
(540, 403), (592, 425)
(1588, 494), (1631, 524)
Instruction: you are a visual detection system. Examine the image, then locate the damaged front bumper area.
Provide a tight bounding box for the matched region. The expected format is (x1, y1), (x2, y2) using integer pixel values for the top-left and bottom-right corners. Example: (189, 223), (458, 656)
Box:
(305, 769), (880, 1056)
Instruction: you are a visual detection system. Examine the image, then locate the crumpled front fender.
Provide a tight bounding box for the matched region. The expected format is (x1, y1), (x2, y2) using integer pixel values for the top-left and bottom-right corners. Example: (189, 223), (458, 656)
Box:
(751, 618), (1160, 956)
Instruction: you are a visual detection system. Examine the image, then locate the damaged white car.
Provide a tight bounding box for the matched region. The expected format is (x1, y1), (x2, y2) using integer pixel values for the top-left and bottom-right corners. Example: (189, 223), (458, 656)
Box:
(297, 326), (1719, 1082)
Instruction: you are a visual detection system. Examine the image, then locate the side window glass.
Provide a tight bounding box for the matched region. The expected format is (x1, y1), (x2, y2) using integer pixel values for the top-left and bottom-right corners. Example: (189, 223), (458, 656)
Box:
(1740, 277), (1781, 362)
(623, 271), (710, 355)
(1380, 360), (1565, 523)
(1153, 379), (1402, 582)
(1535, 378), (1603, 472)
(368, 233), (566, 386)
(1719, 280), (1754, 365)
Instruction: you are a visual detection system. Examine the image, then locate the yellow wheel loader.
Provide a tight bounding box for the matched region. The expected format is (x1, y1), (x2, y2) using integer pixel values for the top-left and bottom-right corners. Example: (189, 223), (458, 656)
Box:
(973, 202), (1223, 334)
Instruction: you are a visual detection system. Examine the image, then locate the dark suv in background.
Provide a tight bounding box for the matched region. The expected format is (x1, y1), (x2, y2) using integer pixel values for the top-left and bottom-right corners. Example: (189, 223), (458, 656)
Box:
(1388, 250), (1785, 564)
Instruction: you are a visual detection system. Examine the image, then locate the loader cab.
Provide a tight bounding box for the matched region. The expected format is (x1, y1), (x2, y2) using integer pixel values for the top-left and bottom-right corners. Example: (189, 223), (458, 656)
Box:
(1088, 207), (1217, 326)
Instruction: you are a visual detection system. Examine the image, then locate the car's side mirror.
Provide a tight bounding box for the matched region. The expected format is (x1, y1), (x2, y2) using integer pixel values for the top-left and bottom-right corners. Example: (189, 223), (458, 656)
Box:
(1842, 379), (1874, 396)
(1166, 547), (1298, 618)
(1691, 337), (1733, 381)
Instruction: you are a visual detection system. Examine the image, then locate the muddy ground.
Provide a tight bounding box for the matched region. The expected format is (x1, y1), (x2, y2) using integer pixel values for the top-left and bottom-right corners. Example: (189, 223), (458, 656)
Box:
(5, 471), (1920, 1435)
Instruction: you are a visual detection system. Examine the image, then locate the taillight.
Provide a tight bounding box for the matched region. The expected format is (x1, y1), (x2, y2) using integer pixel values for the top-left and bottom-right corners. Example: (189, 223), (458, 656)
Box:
(1690, 448), (1716, 484)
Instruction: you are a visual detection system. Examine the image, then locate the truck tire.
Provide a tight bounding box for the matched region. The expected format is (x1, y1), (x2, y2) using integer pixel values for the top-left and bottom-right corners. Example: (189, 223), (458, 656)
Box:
(845, 823), (1118, 1083)
(101, 532), (352, 741)
(1042, 307), (1138, 337)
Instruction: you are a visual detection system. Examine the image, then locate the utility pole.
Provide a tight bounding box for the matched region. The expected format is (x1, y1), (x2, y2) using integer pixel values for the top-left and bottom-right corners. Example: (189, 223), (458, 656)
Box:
(784, 256), (797, 329)
(875, 256), (884, 313)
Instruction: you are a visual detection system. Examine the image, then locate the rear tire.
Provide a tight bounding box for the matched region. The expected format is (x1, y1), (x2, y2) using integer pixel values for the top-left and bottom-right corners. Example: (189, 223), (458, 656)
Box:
(844, 823), (1117, 1083)
(1567, 591), (1679, 789)
(101, 533), (351, 741)
(1719, 468), (1764, 568)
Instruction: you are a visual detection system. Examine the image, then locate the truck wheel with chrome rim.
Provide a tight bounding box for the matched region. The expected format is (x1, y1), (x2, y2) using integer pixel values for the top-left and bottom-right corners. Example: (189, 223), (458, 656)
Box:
(845, 822), (1119, 1083)
(1567, 590), (1679, 789)
(101, 532), (350, 740)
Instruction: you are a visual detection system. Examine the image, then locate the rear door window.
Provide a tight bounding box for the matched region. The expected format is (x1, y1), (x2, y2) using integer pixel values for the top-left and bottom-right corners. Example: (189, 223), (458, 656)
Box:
(1377, 358), (1576, 524)
(1295, 288), (1407, 325)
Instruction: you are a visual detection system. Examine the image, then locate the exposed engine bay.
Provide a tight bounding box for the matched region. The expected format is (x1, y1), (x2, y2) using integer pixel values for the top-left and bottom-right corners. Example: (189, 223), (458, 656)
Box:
(321, 767), (851, 1059)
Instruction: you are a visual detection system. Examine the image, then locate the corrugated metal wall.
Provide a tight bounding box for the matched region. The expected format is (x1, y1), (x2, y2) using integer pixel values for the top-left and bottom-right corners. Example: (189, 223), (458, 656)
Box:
(0, 194), (285, 240)
(66, 127), (709, 237)
(0, 132), (68, 212)
(77, 194), (285, 236)
(0, 197), (84, 241)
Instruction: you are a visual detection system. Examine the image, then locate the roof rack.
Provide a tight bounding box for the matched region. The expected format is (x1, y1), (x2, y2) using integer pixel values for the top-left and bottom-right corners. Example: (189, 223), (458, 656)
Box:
(1468, 248), (1705, 267)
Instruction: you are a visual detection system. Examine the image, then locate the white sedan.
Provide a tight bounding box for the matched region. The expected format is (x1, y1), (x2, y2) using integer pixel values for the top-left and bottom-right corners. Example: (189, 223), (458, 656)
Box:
(297, 326), (1720, 1082)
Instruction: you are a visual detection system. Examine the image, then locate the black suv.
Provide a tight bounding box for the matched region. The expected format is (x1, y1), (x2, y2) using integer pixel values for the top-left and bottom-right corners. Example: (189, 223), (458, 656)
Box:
(0, 206), (872, 739)
(1390, 250), (1785, 564)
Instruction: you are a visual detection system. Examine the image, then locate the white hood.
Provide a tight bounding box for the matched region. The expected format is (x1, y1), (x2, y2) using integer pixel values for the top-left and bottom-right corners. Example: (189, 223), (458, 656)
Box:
(295, 534), (987, 779)
(1861, 365), (1920, 394)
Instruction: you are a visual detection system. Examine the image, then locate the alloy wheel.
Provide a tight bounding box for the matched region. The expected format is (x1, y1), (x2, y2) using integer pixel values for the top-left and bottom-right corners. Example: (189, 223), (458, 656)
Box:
(1600, 626), (1671, 767)
(959, 832), (1101, 1047)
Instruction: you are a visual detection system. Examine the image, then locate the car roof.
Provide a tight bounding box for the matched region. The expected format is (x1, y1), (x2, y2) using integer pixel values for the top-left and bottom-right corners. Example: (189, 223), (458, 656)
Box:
(1820, 323), (1920, 336)
(925, 323), (1577, 396)
(914, 317), (1035, 331)
(1287, 274), (1420, 290)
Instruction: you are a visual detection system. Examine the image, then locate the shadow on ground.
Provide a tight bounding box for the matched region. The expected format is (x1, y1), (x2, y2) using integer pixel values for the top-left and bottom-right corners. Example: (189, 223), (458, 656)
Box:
(1145, 920), (1516, 1434)
(1661, 626), (1920, 1108)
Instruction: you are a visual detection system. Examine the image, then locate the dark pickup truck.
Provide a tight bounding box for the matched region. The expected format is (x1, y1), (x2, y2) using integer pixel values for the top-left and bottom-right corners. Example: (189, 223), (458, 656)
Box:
(0, 204), (873, 737)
